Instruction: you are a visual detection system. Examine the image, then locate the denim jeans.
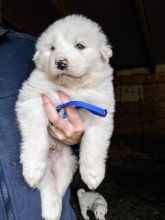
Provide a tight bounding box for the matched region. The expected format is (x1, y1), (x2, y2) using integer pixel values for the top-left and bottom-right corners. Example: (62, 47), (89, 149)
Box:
(0, 27), (76, 220)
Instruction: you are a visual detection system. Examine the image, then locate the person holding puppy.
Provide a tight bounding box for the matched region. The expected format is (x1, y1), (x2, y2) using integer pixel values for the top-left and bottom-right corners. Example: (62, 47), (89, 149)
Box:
(0, 24), (83, 220)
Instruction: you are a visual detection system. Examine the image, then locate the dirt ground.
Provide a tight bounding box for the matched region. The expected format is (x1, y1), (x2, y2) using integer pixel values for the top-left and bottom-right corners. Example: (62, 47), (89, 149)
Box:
(70, 157), (165, 220)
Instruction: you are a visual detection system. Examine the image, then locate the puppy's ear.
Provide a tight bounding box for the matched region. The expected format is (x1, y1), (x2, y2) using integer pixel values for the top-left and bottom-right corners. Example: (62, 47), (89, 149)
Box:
(33, 51), (40, 63)
(100, 44), (113, 63)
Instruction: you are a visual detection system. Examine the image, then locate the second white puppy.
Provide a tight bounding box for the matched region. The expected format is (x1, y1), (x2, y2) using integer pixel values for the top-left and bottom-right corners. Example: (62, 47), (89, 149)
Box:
(77, 188), (108, 220)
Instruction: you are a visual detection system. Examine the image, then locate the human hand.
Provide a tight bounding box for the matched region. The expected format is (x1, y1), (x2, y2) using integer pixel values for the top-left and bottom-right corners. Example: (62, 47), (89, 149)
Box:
(42, 91), (84, 145)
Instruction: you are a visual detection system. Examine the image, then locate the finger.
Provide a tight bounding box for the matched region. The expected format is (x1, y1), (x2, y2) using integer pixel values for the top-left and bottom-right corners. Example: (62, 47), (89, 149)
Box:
(58, 91), (83, 128)
(42, 94), (60, 123)
(48, 120), (83, 145)
(42, 94), (71, 131)
(48, 124), (76, 145)
(48, 124), (64, 141)
(58, 90), (70, 101)
(66, 106), (84, 128)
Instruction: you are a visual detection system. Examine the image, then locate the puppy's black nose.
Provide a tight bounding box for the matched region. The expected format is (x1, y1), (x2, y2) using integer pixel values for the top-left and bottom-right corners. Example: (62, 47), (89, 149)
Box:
(56, 59), (68, 70)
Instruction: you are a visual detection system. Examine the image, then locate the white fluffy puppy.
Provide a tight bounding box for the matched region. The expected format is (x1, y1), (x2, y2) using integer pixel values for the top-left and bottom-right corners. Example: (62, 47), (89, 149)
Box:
(16, 14), (114, 220)
(77, 188), (108, 220)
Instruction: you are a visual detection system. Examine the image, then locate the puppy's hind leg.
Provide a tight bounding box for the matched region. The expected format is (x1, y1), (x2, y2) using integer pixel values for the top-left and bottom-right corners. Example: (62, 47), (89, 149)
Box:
(52, 145), (77, 198)
(39, 145), (77, 220)
(39, 166), (62, 220)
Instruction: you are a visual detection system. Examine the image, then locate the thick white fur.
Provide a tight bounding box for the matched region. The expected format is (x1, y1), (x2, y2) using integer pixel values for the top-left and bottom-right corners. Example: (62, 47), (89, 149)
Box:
(16, 14), (114, 220)
(77, 188), (108, 220)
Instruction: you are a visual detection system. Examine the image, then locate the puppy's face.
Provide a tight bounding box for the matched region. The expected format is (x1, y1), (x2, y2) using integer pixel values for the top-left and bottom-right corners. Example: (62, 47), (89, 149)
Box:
(34, 15), (112, 83)
(94, 205), (107, 220)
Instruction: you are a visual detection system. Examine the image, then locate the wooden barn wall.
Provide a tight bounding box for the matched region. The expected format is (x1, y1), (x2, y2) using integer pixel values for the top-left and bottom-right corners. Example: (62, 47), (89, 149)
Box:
(115, 65), (165, 139)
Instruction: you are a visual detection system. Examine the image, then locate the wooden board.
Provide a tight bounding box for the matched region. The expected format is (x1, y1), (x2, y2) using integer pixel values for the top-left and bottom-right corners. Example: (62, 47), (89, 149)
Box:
(115, 70), (165, 138)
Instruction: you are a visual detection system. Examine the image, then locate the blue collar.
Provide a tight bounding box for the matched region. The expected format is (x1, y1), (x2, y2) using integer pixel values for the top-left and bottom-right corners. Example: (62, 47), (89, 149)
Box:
(56, 101), (107, 118)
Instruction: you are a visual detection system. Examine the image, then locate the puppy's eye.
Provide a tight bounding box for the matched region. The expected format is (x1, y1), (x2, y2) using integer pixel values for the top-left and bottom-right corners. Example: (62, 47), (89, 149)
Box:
(50, 46), (55, 51)
(75, 43), (85, 50)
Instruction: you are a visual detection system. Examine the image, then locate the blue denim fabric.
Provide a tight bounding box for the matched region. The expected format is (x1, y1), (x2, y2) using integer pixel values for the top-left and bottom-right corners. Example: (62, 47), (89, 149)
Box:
(0, 28), (76, 220)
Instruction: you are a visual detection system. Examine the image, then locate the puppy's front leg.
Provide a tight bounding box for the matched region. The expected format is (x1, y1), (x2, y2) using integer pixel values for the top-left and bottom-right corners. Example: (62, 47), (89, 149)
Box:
(80, 207), (90, 220)
(80, 116), (113, 190)
(16, 97), (49, 188)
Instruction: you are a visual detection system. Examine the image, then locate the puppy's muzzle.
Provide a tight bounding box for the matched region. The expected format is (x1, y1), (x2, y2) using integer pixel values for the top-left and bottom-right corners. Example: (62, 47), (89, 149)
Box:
(56, 59), (68, 70)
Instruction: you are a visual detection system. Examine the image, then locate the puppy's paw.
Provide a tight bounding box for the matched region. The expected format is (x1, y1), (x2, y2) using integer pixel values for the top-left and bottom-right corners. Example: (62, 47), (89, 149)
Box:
(42, 196), (62, 220)
(80, 162), (105, 190)
(23, 162), (46, 188)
